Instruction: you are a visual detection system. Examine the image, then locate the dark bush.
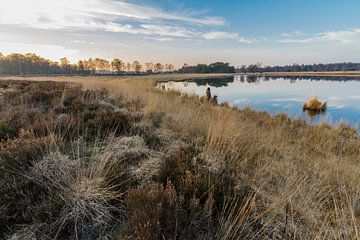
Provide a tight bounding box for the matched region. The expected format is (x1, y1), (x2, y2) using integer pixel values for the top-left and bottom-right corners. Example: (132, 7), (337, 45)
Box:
(158, 146), (235, 205)
(0, 121), (17, 141)
(122, 181), (214, 239)
(27, 90), (53, 104)
(0, 136), (51, 238)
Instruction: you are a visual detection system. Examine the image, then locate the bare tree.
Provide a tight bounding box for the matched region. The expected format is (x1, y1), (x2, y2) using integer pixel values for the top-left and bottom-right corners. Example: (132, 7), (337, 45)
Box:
(154, 63), (164, 73)
(111, 58), (125, 73)
(60, 57), (70, 73)
(165, 64), (175, 72)
(77, 60), (85, 73)
(145, 62), (154, 73)
(132, 61), (142, 73)
(84, 58), (96, 73)
(126, 62), (132, 72)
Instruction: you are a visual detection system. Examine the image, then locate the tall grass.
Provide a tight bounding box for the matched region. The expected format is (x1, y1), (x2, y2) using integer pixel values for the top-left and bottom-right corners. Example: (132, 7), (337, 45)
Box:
(2, 75), (360, 239)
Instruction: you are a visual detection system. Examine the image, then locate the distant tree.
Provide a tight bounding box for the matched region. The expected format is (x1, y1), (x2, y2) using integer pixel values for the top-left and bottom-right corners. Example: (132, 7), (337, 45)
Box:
(93, 58), (110, 73)
(240, 62), (360, 73)
(60, 57), (71, 73)
(240, 65), (247, 73)
(132, 61), (142, 73)
(154, 63), (164, 73)
(178, 62), (235, 73)
(165, 64), (175, 72)
(126, 62), (132, 72)
(111, 58), (125, 73)
(246, 64), (258, 73)
(77, 60), (85, 73)
(3, 51), (360, 76)
(291, 63), (300, 72)
(60, 57), (70, 67)
(145, 62), (154, 74)
(145, 62), (154, 72)
(84, 58), (96, 73)
(0, 52), (5, 75)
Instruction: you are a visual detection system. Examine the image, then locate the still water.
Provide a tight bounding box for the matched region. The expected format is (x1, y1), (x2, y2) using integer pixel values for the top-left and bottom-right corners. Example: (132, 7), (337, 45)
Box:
(158, 75), (360, 129)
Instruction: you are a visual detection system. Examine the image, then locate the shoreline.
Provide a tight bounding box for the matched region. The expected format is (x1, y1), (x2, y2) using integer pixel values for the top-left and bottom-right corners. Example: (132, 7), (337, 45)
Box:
(243, 71), (360, 77)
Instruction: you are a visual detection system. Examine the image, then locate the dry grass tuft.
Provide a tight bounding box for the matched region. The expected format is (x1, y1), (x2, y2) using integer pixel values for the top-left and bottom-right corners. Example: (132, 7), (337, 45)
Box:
(303, 96), (327, 111)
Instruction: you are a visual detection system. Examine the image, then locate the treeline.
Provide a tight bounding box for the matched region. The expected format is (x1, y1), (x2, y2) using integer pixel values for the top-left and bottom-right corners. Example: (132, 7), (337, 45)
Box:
(0, 52), (175, 76)
(178, 62), (235, 73)
(238, 62), (360, 73)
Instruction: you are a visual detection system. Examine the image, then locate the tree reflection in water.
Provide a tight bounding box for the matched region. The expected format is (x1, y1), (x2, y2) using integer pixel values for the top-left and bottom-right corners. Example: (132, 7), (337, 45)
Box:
(192, 77), (234, 87)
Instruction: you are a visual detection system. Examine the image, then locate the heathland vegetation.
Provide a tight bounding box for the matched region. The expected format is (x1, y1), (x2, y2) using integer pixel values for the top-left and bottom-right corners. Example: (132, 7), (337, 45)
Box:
(1, 74), (360, 239)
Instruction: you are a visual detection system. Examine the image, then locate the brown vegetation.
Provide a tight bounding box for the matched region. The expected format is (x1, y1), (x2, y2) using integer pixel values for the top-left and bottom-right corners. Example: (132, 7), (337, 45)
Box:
(303, 97), (327, 111)
(1, 75), (360, 239)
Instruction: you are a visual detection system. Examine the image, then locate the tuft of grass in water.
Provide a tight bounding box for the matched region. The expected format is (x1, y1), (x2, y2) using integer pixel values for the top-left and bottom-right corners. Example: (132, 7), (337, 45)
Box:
(303, 96), (327, 112)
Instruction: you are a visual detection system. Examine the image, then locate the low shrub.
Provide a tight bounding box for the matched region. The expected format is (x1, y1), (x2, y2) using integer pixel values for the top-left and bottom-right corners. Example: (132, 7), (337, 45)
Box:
(0, 135), (52, 238)
(0, 121), (17, 141)
(121, 181), (215, 240)
(27, 90), (53, 104)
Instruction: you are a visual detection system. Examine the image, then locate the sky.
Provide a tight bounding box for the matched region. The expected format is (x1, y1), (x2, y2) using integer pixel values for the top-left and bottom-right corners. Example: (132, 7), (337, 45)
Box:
(1, 0), (360, 67)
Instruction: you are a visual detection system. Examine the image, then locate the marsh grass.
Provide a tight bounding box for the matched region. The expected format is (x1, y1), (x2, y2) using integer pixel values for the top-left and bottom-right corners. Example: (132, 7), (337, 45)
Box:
(1, 75), (360, 239)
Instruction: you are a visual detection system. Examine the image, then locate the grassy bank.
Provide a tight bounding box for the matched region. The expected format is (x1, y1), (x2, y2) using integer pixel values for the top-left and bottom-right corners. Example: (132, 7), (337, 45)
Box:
(1, 75), (360, 239)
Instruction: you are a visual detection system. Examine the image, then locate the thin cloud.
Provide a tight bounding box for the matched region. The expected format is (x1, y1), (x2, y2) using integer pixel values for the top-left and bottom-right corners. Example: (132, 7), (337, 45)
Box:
(144, 37), (176, 42)
(101, 22), (198, 38)
(203, 31), (238, 40)
(0, 0), (225, 30)
(281, 30), (305, 37)
(140, 24), (198, 38)
(72, 40), (95, 45)
(280, 28), (360, 44)
(0, 42), (79, 60)
(202, 31), (253, 43)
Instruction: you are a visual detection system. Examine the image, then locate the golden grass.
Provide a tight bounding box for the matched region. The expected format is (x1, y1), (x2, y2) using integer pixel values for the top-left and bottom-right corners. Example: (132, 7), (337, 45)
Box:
(2, 74), (360, 239)
(303, 97), (327, 111)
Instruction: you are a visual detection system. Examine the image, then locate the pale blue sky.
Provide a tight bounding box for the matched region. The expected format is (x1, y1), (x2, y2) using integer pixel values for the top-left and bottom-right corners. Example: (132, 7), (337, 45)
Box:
(1, 0), (360, 66)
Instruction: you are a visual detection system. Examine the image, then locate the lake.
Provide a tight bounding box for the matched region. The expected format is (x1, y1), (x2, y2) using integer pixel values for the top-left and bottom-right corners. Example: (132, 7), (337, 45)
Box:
(157, 75), (360, 129)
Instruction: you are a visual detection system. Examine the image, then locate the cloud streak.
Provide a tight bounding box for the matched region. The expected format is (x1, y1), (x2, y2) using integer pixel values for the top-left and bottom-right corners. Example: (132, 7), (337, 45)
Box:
(280, 28), (360, 44)
(202, 31), (253, 43)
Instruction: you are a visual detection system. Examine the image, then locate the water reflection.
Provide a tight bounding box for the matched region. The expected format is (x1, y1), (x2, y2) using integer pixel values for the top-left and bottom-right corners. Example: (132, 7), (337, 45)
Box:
(158, 75), (360, 129)
(303, 109), (326, 118)
(245, 75), (260, 83)
(192, 77), (234, 87)
(263, 75), (360, 82)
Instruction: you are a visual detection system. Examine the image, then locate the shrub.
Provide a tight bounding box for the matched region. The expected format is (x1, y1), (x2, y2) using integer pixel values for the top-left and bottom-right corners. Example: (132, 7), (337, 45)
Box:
(27, 90), (53, 104)
(0, 136), (52, 238)
(0, 121), (17, 141)
(121, 181), (214, 239)
(158, 146), (234, 205)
